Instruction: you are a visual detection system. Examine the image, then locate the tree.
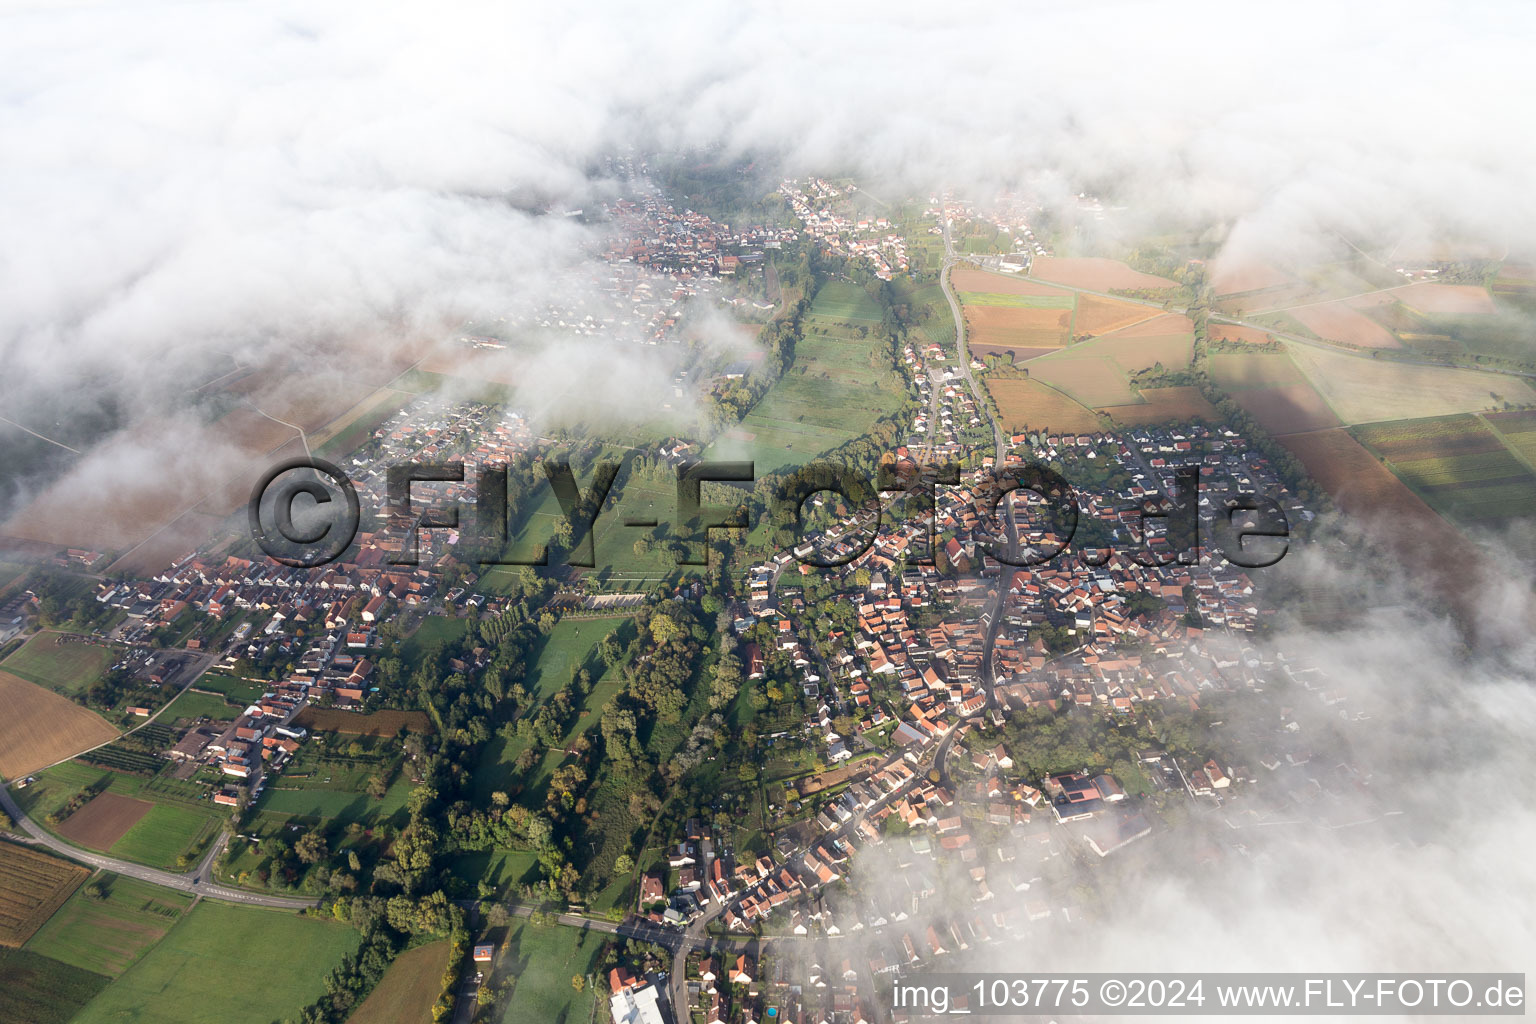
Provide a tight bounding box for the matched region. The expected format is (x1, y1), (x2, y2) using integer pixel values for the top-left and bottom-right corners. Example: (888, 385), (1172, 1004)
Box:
(0, 810), (11, 832)
(295, 830), (329, 865)
(571, 975), (586, 992)
(366, 774), (389, 800)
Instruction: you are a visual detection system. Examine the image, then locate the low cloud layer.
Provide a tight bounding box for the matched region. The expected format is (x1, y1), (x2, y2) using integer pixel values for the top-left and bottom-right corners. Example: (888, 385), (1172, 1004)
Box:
(3, 0), (1534, 526)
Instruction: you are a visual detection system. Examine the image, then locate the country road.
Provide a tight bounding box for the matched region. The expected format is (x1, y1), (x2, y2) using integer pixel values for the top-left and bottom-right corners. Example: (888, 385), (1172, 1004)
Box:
(0, 782), (316, 910)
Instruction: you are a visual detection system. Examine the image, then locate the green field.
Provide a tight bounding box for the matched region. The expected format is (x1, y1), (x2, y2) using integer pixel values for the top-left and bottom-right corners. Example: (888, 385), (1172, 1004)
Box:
(254, 774), (413, 828)
(1484, 409), (1536, 465)
(0, 633), (113, 694)
(492, 922), (604, 1024)
(25, 875), (192, 978)
(0, 948), (109, 1024)
(446, 849), (539, 891)
(72, 902), (358, 1024)
(162, 688), (240, 722)
(708, 281), (903, 474)
(108, 804), (219, 869)
(13, 762), (220, 868)
(399, 615), (472, 664)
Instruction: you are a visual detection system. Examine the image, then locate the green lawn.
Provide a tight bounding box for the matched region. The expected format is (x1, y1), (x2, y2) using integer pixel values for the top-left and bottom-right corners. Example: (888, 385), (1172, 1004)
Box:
(254, 774), (412, 828)
(1, 632), (114, 694)
(400, 615), (472, 664)
(161, 688), (240, 722)
(191, 672), (270, 705)
(25, 875), (193, 978)
(493, 922), (604, 1024)
(72, 903), (359, 1024)
(447, 849), (540, 891)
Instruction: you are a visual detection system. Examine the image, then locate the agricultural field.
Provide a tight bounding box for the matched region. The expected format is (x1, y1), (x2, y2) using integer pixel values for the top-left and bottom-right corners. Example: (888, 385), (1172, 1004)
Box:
(984, 378), (1102, 434)
(1073, 316), (1195, 375)
(1029, 257), (1178, 291)
(1485, 409), (1536, 464)
(71, 902), (359, 1024)
(55, 793), (152, 851)
(951, 267), (1071, 297)
(1210, 257), (1296, 296)
(1389, 282), (1497, 316)
(709, 281), (902, 474)
(963, 304), (1071, 354)
(1101, 387), (1220, 426)
(491, 921), (604, 1024)
(0, 948), (109, 1024)
(1209, 323), (1279, 345)
(1351, 415), (1536, 526)
(0, 672), (118, 779)
(0, 632), (113, 695)
(1021, 352), (1138, 407)
(108, 804), (219, 869)
(346, 940), (450, 1024)
(1286, 342), (1536, 423)
(12, 762), (219, 869)
(0, 842), (88, 947)
(24, 875), (192, 978)
(1288, 301), (1400, 349)
(1073, 295), (1157, 337)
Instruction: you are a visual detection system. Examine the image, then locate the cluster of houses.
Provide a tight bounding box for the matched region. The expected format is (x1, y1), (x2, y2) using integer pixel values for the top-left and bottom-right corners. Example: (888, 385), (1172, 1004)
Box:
(780, 178), (908, 281)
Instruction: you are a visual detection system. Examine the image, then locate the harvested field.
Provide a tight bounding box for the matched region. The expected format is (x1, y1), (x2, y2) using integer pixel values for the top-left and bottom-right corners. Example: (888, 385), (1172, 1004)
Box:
(952, 267), (1071, 296)
(1209, 324), (1278, 346)
(1102, 388), (1219, 426)
(984, 379), (1102, 434)
(1083, 331), (1194, 375)
(0, 842), (87, 947)
(1392, 282), (1497, 316)
(293, 707), (433, 736)
(1289, 302), (1400, 349)
(1026, 354), (1138, 407)
(1286, 342), (1536, 423)
(962, 305), (1070, 349)
(1210, 352), (1306, 390)
(1230, 384), (1341, 436)
(347, 940), (450, 1024)
(1220, 283), (1326, 316)
(1073, 296), (1155, 337)
(105, 511), (223, 577)
(1103, 313), (1194, 339)
(0, 672), (118, 779)
(1030, 257), (1177, 291)
(1210, 257), (1296, 295)
(55, 793), (153, 851)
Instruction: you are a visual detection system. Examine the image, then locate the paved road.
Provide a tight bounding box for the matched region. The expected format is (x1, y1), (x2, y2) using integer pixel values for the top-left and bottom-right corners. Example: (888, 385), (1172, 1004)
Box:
(0, 782), (316, 910)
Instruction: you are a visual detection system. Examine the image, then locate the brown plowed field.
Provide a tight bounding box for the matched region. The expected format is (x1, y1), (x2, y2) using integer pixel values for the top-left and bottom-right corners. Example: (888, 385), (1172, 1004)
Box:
(294, 707), (433, 736)
(1229, 384), (1341, 436)
(1290, 302), (1400, 349)
(56, 793), (153, 851)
